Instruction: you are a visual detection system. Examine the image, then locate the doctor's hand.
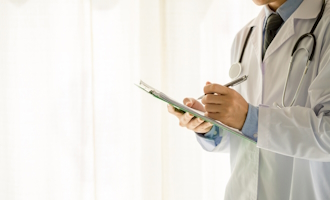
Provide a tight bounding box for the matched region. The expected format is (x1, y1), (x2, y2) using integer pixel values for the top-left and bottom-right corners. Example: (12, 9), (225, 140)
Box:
(167, 98), (213, 134)
(202, 82), (248, 130)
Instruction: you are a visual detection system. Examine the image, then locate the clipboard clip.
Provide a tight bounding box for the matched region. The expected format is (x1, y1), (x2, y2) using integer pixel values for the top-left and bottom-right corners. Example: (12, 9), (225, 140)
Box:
(139, 80), (157, 94)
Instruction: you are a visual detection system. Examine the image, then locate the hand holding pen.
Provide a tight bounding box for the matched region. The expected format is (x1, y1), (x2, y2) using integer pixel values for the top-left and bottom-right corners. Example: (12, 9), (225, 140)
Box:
(197, 75), (248, 100)
(167, 75), (249, 132)
(200, 75), (249, 130)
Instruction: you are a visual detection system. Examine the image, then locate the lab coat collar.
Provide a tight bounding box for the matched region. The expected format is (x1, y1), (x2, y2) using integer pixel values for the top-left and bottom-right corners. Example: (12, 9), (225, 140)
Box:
(248, 0), (324, 62)
(247, 0), (323, 28)
(291, 0), (324, 20)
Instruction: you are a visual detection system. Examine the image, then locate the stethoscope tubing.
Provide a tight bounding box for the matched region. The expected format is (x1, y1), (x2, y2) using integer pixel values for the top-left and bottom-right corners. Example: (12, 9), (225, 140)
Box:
(282, 48), (311, 107)
(231, 0), (326, 108)
(281, 0), (325, 107)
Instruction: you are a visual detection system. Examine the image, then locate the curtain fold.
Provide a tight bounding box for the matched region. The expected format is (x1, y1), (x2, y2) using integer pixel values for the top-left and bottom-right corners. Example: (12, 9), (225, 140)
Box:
(0, 1), (95, 200)
(0, 0), (260, 199)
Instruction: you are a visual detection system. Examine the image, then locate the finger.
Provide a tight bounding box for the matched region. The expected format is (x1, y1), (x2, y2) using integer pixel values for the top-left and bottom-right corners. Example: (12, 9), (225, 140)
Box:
(186, 117), (204, 130)
(206, 81), (212, 85)
(194, 121), (213, 133)
(179, 112), (194, 127)
(183, 97), (205, 111)
(204, 84), (229, 95)
(167, 104), (184, 118)
(202, 94), (225, 105)
(205, 112), (226, 120)
(204, 103), (228, 113)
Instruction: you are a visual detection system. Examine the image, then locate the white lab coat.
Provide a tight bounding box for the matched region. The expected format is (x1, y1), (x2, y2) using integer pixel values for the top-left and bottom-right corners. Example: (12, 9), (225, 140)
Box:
(197, 0), (330, 199)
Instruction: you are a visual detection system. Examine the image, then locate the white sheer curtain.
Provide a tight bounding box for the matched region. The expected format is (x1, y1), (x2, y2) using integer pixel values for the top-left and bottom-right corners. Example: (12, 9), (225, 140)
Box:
(0, 0), (260, 199)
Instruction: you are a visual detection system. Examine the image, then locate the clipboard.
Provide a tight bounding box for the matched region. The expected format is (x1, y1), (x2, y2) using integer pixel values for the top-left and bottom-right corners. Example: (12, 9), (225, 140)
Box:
(136, 80), (256, 144)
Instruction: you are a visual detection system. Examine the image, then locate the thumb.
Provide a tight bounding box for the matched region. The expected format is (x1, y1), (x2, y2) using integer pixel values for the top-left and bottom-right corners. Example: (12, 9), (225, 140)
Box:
(183, 97), (205, 112)
(206, 81), (212, 85)
(183, 98), (195, 107)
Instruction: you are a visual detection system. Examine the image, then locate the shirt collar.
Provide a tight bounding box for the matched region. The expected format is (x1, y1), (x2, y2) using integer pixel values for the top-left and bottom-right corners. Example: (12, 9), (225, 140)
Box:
(264, 0), (304, 23)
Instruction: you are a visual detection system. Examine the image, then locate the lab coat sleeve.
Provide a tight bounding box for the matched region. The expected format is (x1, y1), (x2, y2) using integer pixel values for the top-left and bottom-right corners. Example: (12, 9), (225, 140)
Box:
(196, 126), (230, 153)
(257, 33), (330, 161)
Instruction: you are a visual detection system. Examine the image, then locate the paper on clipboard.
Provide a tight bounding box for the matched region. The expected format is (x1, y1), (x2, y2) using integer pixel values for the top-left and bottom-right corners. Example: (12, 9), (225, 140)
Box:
(135, 80), (256, 144)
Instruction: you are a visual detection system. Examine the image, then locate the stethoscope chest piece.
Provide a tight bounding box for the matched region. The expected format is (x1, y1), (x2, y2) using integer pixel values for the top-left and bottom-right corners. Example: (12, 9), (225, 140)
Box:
(229, 27), (254, 80)
(229, 63), (242, 79)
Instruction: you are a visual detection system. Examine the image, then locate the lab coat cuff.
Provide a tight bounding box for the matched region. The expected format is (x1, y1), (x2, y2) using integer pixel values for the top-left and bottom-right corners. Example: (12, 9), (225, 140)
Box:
(195, 126), (223, 150)
(198, 125), (217, 139)
(195, 133), (217, 151)
(257, 106), (271, 149)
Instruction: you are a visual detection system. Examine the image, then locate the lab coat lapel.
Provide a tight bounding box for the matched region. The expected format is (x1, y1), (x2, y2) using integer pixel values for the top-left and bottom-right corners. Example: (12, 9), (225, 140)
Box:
(249, 10), (265, 65)
(263, 0), (323, 61)
(263, 19), (295, 61)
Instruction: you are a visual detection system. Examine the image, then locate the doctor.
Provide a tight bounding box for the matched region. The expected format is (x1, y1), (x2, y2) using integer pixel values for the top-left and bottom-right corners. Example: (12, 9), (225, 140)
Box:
(168, 0), (330, 199)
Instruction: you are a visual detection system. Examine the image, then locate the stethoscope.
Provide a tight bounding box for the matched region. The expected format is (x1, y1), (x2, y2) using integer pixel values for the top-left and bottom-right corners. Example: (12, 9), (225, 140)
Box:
(228, 0), (326, 108)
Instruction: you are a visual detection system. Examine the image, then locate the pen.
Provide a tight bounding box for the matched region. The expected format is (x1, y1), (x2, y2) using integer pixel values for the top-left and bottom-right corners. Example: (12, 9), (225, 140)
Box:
(197, 75), (248, 100)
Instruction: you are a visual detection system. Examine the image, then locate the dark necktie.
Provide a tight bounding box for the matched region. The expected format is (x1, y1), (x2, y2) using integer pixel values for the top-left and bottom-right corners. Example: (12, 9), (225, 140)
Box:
(263, 14), (284, 59)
